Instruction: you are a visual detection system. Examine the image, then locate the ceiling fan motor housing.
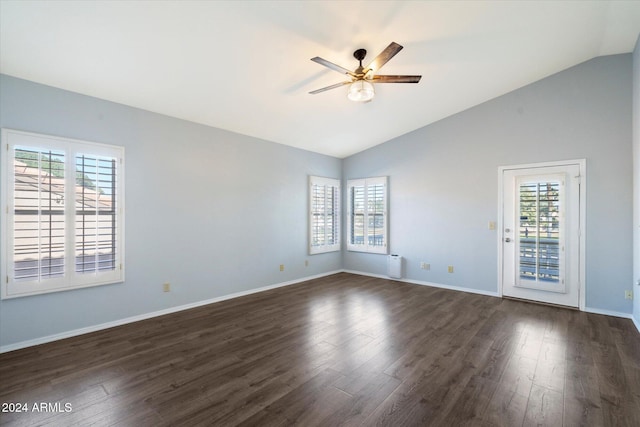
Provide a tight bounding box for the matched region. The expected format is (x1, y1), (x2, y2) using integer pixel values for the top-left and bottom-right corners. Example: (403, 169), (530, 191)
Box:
(354, 49), (367, 62)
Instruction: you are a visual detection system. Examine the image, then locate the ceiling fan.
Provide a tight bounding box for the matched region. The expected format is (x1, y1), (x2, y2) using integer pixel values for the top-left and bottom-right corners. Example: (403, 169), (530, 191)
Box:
(309, 42), (421, 102)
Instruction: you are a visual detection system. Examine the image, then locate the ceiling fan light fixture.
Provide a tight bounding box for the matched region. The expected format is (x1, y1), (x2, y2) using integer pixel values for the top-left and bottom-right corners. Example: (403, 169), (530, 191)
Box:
(347, 80), (375, 102)
(310, 42), (420, 100)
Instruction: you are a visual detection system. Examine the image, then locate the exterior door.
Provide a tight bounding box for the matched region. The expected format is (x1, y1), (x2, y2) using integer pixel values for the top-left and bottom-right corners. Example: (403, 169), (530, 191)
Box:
(501, 163), (582, 307)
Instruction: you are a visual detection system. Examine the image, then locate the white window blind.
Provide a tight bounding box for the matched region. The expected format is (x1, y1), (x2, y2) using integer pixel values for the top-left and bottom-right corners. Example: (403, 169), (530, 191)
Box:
(1, 129), (125, 299)
(309, 176), (340, 254)
(518, 179), (563, 283)
(75, 154), (119, 274)
(347, 176), (388, 254)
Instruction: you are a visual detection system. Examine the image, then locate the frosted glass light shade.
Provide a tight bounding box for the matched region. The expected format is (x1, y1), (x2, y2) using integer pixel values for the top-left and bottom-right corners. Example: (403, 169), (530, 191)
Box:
(347, 80), (375, 102)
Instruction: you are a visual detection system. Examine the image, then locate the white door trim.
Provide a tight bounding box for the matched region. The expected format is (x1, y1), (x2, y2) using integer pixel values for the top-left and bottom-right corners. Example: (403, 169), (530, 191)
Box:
(497, 159), (586, 311)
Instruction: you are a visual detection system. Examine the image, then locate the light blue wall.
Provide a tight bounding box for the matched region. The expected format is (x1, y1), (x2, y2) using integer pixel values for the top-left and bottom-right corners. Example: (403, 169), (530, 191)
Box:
(0, 75), (342, 348)
(343, 54), (634, 314)
(633, 36), (640, 326)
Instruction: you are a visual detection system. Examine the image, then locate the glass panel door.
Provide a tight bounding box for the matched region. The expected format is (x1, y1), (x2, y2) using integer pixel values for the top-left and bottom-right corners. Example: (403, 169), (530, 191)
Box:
(501, 163), (582, 308)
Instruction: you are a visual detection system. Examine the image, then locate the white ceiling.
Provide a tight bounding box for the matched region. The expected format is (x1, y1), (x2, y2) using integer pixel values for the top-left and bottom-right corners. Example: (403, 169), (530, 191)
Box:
(1, 1), (639, 158)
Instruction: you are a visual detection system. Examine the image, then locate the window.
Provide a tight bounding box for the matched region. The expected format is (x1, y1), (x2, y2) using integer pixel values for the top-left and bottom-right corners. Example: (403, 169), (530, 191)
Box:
(1, 129), (124, 298)
(518, 178), (563, 283)
(347, 176), (388, 254)
(309, 176), (340, 254)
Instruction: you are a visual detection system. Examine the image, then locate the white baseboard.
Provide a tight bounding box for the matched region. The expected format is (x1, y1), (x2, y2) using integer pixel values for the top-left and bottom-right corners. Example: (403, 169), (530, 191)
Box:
(342, 269), (500, 298)
(584, 306), (634, 319)
(0, 270), (342, 354)
(633, 315), (640, 334)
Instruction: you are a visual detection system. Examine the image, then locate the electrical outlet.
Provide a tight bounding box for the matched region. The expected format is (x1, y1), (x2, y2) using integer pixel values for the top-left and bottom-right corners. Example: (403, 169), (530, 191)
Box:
(305, 260), (309, 267)
(279, 264), (284, 272)
(488, 221), (496, 230)
(420, 262), (430, 270)
(625, 290), (633, 300)
(448, 266), (454, 273)
(163, 283), (170, 292)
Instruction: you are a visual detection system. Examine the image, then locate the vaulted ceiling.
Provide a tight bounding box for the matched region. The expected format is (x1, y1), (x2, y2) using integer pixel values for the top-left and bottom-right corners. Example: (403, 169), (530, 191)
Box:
(1, 1), (639, 158)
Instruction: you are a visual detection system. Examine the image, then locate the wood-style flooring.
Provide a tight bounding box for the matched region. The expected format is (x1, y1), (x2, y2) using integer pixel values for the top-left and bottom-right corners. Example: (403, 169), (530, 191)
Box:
(1, 273), (639, 426)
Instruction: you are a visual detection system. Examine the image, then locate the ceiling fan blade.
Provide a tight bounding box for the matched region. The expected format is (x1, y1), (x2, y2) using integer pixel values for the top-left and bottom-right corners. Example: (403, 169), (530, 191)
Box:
(371, 75), (422, 83)
(311, 57), (356, 77)
(364, 42), (403, 73)
(309, 81), (351, 94)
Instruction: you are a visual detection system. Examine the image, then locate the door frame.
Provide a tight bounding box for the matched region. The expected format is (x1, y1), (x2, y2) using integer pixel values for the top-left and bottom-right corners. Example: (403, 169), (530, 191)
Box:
(497, 159), (586, 310)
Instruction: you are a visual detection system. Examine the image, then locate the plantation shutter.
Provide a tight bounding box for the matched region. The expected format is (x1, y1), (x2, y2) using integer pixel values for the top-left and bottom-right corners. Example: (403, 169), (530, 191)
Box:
(347, 177), (388, 254)
(75, 154), (118, 274)
(309, 176), (340, 254)
(518, 179), (563, 283)
(13, 147), (66, 281)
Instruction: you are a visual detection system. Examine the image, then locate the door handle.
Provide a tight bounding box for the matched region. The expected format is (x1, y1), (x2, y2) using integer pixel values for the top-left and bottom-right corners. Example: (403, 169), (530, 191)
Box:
(504, 237), (512, 243)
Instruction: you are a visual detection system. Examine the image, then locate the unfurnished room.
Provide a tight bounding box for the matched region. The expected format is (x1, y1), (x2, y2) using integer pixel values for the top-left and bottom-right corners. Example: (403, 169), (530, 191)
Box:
(1, 1), (640, 426)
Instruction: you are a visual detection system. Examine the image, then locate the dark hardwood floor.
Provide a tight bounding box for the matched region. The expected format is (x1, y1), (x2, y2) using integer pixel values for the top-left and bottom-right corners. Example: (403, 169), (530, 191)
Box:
(1, 273), (639, 426)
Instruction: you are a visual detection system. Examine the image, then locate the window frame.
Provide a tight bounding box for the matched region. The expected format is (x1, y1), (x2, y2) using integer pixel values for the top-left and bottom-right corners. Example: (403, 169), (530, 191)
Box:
(347, 176), (388, 254)
(1, 129), (125, 299)
(308, 176), (341, 254)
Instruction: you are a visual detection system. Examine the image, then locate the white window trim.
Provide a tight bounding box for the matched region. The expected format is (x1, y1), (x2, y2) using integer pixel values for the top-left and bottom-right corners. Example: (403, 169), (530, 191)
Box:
(1, 129), (125, 299)
(347, 176), (388, 254)
(309, 176), (341, 254)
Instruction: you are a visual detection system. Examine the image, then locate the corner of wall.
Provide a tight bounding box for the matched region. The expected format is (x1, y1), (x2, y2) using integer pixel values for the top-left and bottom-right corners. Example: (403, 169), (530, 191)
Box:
(633, 33), (640, 331)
